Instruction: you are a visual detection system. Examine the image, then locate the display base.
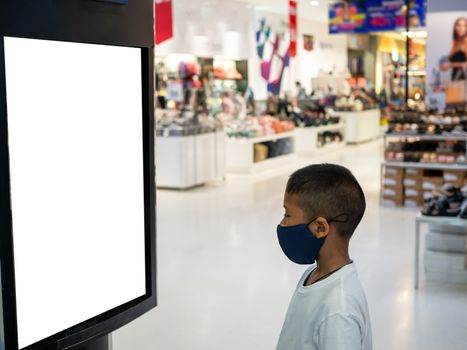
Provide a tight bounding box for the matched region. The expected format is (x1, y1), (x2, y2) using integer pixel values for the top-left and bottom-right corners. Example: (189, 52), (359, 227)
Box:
(66, 335), (111, 350)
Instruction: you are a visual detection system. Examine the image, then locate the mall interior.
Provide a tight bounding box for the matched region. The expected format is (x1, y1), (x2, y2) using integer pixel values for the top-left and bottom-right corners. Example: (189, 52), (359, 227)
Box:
(2, 0), (467, 350)
(111, 0), (467, 349)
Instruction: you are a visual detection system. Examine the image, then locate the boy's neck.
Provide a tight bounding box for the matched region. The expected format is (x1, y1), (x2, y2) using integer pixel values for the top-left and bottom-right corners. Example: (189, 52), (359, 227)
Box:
(306, 241), (352, 286)
(315, 254), (352, 275)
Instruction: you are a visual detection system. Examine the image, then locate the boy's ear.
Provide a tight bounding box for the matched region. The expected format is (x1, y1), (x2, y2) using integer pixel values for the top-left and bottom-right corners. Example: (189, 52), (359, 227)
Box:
(309, 217), (330, 239)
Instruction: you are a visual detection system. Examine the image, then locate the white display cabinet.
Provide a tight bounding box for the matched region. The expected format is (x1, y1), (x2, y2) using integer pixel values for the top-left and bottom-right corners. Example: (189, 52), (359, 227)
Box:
(414, 213), (467, 289)
(295, 123), (346, 156)
(330, 109), (381, 144)
(226, 131), (296, 174)
(156, 131), (225, 189)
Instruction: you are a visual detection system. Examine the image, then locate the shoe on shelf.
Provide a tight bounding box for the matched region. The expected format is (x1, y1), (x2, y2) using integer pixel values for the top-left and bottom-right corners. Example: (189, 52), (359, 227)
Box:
(422, 184), (463, 217)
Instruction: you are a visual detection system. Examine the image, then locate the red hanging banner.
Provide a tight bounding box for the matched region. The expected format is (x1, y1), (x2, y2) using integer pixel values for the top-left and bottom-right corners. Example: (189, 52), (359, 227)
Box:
(289, 0), (297, 57)
(155, 0), (173, 45)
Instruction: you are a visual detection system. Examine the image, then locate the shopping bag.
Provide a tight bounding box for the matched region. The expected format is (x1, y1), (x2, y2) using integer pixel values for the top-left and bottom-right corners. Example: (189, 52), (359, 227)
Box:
(445, 80), (467, 104)
(445, 68), (467, 104)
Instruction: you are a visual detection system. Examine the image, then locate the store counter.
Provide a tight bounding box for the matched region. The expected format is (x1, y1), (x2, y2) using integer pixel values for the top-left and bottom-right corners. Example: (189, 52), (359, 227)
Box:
(156, 131), (225, 189)
(332, 109), (380, 144)
(295, 123), (346, 156)
(226, 131), (295, 173)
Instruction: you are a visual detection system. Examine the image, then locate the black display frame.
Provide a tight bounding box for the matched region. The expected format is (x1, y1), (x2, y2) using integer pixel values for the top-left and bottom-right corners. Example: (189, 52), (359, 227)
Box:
(0, 34), (157, 350)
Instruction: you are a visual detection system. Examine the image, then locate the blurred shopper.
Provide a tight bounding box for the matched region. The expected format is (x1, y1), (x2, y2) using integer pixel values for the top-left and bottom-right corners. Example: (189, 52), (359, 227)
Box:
(296, 81), (307, 100)
(276, 164), (372, 350)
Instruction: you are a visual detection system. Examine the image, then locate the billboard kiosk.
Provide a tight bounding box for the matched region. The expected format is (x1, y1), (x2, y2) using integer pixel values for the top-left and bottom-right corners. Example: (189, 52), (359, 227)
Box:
(0, 1), (157, 349)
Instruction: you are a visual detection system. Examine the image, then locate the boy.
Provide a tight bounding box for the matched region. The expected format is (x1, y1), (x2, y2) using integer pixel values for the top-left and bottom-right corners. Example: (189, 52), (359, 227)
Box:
(276, 164), (372, 350)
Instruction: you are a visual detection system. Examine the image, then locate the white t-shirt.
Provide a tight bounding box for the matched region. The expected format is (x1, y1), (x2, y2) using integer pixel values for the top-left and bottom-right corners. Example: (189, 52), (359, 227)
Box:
(277, 263), (372, 350)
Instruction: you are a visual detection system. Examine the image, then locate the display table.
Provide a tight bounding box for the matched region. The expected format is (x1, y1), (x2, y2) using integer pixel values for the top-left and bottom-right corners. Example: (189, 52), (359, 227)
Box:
(331, 109), (380, 144)
(295, 123), (346, 156)
(414, 213), (467, 289)
(156, 131), (225, 189)
(225, 131), (295, 173)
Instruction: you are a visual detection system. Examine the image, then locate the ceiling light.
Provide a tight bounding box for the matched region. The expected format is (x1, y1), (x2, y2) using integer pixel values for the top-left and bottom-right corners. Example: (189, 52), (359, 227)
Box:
(310, 0), (320, 5)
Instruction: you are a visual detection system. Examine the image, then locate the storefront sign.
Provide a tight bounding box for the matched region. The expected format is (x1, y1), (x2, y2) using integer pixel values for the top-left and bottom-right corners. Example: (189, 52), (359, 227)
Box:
(366, 0), (426, 32)
(329, 0), (367, 34)
(329, 0), (426, 34)
(155, 0), (173, 45)
(289, 0), (297, 57)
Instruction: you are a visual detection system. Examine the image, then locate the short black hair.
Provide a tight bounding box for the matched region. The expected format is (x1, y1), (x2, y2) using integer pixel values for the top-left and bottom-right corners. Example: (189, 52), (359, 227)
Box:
(286, 164), (366, 238)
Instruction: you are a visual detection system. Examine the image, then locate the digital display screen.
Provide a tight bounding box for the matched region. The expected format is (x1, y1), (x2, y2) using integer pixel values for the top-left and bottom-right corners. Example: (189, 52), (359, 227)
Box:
(4, 37), (146, 349)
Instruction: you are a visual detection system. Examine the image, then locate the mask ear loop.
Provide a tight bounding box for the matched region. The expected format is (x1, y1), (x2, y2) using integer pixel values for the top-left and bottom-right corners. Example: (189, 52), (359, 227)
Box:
(306, 217), (318, 226)
(328, 213), (350, 224)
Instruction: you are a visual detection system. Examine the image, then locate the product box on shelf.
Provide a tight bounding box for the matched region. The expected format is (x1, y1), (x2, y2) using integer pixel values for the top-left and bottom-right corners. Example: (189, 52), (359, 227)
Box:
(403, 175), (422, 188)
(405, 168), (423, 177)
(382, 186), (403, 198)
(383, 174), (403, 187)
(383, 197), (404, 207)
(404, 187), (423, 198)
(443, 171), (465, 187)
(404, 196), (423, 207)
(422, 176), (444, 190)
(385, 166), (404, 176)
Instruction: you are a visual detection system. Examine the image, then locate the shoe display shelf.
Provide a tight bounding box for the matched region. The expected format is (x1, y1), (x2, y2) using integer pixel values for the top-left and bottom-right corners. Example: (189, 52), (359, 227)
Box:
(156, 131), (225, 189)
(225, 131), (296, 174)
(384, 132), (467, 165)
(380, 161), (467, 208)
(295, 123), (346, 156)
(381, 133), (467, 206)
(329, 109), (381, 144)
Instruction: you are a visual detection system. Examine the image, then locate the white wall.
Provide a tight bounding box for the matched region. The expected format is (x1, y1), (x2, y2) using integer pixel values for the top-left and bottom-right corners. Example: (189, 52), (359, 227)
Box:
(156, 0), (253, 59)
(294, 18), (348, 93)
(249, 10), (348, 99)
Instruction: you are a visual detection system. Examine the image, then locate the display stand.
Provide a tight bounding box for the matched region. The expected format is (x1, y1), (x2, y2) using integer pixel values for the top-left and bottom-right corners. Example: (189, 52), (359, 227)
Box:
(414, 213), (467, 290)
(295, 123), (346, 156)
(225, 131), (296, 173)
(156, 131), (225, 189)
(330, 109), (380, 144)
(66, 335), (110, 350)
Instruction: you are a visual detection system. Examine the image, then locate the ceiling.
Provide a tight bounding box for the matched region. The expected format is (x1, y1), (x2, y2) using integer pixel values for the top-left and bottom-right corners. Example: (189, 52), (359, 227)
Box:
(197, 0), (329, 23)
(240, 0), (328, 22)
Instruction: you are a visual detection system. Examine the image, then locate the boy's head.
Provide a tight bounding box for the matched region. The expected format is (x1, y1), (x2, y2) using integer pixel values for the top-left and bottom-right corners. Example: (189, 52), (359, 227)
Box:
(282, 164), (365, 239)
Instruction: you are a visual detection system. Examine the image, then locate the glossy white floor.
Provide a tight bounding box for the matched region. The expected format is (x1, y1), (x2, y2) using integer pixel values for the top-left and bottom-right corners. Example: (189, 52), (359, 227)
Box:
(113, 140), (467, 350)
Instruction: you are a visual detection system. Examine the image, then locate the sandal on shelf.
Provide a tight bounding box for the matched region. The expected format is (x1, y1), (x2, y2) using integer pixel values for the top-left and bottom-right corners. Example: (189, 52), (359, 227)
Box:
(422, 197), (462, 216)
(422, 185), (463, 217)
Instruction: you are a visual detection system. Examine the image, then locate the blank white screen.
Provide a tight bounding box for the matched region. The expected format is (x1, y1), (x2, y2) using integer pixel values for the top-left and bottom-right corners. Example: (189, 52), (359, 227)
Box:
(4, 37), (146, 349)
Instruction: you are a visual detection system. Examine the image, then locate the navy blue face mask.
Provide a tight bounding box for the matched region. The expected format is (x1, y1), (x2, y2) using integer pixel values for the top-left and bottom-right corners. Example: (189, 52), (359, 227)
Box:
(276, 214), (348, 265)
